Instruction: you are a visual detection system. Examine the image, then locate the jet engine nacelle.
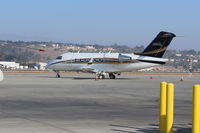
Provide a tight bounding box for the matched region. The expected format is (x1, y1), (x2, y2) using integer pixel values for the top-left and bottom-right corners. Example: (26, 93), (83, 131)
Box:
(118, 54), (132, 62)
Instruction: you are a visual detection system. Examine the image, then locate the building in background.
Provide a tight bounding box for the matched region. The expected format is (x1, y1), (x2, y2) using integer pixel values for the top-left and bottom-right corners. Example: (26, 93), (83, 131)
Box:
(0, 61), (20, 69)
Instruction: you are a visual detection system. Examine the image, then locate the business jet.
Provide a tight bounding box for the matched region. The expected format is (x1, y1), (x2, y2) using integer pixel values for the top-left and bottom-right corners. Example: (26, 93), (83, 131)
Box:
(46, 31), (176, 79)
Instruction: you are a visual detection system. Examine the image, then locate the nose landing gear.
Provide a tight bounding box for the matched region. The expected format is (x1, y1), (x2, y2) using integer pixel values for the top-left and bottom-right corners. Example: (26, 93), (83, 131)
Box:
(55, 71), (61, 78)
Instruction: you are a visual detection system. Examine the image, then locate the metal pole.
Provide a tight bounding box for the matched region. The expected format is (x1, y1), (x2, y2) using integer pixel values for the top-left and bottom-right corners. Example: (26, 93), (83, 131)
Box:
(160, 81), (167, 132)
(166, 83), (174, 133)
(192, 85), (200, 133)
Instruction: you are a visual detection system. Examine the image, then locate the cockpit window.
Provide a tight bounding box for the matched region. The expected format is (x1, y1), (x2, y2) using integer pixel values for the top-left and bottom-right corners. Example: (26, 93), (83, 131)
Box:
(56, 56), (62, 59)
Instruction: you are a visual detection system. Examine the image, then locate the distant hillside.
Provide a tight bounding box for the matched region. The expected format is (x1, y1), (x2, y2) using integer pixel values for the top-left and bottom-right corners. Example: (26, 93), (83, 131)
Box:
(0, 40), (144, 61)
(1, 40), (200, 71)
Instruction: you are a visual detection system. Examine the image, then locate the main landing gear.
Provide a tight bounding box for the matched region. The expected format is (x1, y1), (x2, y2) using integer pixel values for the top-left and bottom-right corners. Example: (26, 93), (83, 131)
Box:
(96, 73), (105, 79)
(109, 73), (116, 79)
(96, 73), (116, 79)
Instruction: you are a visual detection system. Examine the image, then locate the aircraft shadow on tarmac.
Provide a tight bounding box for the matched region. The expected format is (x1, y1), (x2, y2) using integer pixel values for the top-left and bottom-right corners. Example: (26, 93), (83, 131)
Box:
(109, 124), (192, 133)
(43, 76), (141, 80)
(73, 77), (140, 80)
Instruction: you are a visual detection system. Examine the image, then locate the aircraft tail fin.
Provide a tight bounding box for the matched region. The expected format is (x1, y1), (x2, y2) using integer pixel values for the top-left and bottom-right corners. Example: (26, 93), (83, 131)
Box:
(135, 31), (176, 58)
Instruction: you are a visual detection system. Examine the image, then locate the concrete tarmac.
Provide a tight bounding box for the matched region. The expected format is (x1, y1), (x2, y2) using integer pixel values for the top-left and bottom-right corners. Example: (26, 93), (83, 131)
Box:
(0, 72), (198, 133)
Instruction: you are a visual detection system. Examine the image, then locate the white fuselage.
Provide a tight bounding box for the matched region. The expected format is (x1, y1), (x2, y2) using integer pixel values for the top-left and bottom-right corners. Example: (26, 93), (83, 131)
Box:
(46, 52), (167, 73)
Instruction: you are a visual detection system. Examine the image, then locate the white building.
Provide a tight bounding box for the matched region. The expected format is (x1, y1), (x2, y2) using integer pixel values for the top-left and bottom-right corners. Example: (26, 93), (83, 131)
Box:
(37, 62), (47, 70)
(0, 61), (20, 69)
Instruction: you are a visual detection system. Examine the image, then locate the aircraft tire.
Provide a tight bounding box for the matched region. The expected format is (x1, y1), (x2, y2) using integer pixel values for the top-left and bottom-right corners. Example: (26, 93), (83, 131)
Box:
(109, 73), (116, 79)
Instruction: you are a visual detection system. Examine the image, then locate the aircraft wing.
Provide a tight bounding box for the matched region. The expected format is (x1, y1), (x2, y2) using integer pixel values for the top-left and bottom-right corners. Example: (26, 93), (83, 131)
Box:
(81, 66), (98, 73)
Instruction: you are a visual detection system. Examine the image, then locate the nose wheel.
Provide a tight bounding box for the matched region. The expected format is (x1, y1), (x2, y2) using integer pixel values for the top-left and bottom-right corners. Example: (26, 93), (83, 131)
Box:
(109, 73), (116, 79)
(55, 71), (61, 78)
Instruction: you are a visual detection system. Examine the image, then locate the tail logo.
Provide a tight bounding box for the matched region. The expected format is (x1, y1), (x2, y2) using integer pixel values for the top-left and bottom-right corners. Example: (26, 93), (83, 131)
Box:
(152, 42), (163, 46)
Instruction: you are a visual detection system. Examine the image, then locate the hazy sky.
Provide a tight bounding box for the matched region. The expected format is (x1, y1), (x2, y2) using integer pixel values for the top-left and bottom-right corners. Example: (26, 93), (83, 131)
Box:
(0, 0), (199, 50)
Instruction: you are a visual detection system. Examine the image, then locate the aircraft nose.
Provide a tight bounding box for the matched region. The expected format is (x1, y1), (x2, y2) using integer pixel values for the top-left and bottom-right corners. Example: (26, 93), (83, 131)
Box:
(45, 63), (51, 69)
(46, 60), (55, 69)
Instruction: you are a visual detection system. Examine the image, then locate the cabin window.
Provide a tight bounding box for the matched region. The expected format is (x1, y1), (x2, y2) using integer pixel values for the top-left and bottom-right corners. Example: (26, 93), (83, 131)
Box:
(56, 56), (62, 59)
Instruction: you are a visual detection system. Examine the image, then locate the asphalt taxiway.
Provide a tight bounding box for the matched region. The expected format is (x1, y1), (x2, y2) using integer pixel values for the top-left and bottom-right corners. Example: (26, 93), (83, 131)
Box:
(0, 72), (198, 133)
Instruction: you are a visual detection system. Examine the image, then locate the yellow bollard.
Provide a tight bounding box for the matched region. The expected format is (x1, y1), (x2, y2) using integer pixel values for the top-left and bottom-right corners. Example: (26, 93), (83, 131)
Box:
(159, 81), (167, 132)
(166, 83), (174, 133)
(192, 85), (200, 133)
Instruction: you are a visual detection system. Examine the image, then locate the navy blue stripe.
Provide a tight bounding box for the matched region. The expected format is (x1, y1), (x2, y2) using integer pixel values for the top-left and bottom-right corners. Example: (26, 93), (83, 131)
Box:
(137, 59), (166, 64)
